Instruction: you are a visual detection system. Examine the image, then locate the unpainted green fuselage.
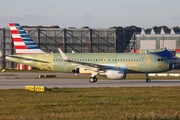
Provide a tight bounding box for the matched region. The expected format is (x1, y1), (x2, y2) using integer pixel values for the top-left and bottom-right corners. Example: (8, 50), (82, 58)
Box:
(6, 53), (170, 73)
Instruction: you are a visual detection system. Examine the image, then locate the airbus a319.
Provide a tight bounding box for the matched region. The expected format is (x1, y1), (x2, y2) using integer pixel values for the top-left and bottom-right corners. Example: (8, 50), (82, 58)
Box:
(6, 23), (174, 83)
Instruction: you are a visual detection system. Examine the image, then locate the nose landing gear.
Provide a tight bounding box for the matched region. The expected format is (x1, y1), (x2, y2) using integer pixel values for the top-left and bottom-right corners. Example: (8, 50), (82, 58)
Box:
(146, 73), (151, 82)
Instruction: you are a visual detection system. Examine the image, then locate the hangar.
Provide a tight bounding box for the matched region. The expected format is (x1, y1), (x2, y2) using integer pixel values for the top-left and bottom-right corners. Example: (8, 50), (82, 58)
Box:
(136, 28), (180, 50)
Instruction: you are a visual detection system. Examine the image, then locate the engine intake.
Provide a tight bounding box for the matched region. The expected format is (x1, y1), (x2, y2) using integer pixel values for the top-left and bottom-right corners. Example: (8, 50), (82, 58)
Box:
(105, 68), (126, 80)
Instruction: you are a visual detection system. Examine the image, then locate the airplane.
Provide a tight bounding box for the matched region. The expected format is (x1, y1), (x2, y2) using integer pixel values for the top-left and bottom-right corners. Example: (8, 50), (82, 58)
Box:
(5, 23), (174, 83)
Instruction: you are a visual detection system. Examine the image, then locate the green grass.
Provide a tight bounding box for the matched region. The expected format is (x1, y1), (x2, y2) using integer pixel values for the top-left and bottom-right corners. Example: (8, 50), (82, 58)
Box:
(1, 87), (180, 120)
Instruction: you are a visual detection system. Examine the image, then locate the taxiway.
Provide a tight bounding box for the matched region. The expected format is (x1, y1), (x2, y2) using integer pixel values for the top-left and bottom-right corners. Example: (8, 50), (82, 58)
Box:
(0, 72), (180, 89)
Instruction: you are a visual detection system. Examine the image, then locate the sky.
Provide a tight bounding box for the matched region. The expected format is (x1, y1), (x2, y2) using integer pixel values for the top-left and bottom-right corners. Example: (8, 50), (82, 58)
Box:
(0, 0), (180, 28)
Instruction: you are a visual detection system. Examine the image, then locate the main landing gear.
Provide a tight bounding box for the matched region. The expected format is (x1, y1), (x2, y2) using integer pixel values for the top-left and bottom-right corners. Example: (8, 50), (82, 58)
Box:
(146, 73), (151, 82)
(89, 71), (98, 83)
(89, 77), (97, 83)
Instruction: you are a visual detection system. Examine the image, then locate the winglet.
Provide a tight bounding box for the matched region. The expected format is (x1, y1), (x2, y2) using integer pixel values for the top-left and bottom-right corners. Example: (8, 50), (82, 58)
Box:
(58, 48), (71, 61)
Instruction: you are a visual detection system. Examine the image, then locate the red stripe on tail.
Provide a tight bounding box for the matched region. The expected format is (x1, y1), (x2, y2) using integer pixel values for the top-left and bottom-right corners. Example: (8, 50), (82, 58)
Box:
(12, 38), (23, 42)
(14, 46), (27, 49)
(10, 30), (19, 34)
(9, 23), (15, 26)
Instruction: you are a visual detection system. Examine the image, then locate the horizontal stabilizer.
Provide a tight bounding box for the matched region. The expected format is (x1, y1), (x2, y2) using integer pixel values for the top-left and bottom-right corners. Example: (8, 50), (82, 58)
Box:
(6, 55), (50, 63)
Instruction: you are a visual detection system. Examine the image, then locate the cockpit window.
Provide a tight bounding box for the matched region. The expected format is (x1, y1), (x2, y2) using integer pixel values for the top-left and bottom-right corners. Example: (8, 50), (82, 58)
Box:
(158, 58), (164, 62)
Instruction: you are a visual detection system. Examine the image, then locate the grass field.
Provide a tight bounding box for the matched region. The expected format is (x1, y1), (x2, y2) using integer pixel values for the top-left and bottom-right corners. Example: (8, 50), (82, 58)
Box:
(1, 87), (180, 120)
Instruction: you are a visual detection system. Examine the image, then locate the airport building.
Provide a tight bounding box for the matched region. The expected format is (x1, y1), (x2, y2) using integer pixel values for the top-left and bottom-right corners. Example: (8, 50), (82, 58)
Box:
(0, 25), (180, 69)
(135, 28), (180, 50)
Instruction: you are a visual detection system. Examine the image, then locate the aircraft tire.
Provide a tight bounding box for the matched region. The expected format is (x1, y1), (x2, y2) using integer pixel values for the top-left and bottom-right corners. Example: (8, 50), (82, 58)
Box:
(146, 78), (151, 82)
(93, 77), (97, 82)
(89, 77), (94, 83)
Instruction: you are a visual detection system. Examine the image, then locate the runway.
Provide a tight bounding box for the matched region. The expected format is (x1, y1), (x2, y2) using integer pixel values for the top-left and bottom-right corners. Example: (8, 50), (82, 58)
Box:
(1, 72), (180, 89)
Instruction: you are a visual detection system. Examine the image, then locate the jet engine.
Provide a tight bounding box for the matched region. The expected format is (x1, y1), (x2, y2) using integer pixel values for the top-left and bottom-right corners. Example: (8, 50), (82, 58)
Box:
(105, 68), (126, 80)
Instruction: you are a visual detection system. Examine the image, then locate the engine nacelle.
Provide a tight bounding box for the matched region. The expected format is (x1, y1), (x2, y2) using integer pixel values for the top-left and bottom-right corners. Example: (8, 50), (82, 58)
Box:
(105, 69), (126, 80)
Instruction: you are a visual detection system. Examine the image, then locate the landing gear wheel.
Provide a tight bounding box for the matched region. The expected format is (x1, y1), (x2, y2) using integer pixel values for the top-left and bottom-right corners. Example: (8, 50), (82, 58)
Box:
(146, 78), (151, 82)
(93, 77), (97, 82)
(145, 73), (151, 83)
(89, 77), (94, 83)
(89, 77), (98, 83)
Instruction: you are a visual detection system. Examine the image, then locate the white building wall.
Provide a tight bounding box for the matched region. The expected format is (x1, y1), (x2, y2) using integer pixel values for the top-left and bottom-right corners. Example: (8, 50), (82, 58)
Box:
(140, 40), (156, 49)
(160, 40), (176, 49)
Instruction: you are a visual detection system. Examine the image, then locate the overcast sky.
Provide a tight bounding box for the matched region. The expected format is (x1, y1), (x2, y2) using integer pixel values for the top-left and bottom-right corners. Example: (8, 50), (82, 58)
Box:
(0, 0), (180, 28)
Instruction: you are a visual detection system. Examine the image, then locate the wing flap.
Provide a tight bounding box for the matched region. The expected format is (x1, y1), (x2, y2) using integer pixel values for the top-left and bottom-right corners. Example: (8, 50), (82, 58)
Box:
(58, 48), (113, 69)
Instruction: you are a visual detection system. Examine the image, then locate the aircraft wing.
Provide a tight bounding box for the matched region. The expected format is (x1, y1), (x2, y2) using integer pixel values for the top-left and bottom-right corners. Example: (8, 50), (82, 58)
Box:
(69, 60), (114, 69)
(58, 48), (114, 69)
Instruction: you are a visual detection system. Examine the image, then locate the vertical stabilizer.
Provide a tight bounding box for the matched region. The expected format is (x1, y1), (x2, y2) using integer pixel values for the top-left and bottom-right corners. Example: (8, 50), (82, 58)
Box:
(9, 23), (45, 54)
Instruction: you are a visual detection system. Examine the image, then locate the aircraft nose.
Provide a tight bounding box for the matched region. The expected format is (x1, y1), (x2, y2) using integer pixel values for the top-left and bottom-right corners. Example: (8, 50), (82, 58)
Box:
(169, 63), (174, 70)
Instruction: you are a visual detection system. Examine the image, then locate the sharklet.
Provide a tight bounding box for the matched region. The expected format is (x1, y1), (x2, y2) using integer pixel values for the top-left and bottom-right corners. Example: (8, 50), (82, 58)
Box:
(58, 48), (71, 62)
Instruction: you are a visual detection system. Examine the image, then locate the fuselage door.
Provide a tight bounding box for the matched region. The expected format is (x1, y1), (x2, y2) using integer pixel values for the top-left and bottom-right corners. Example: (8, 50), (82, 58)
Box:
(37, 54), (52, 70)
(145, 55), (151, 66)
